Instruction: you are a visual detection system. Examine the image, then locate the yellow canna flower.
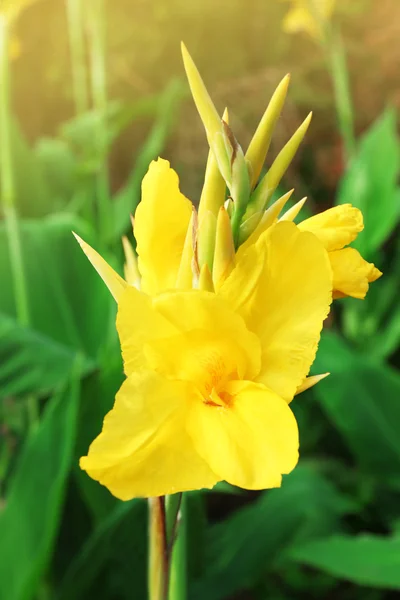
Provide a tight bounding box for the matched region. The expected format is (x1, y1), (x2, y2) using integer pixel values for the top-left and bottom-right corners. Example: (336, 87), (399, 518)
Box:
(75, 46), (381, 500)
(78, 216), (332, 499)
(281, 0), (335, 40)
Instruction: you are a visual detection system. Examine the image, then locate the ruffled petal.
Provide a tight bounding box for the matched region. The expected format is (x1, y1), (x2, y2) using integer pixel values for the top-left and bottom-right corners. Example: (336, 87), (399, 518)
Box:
(80, 371), (219, 499)
(116, 287), (176, 376)
(117, 287), (261, 387)
(134, 159), (193, 295)
(329, 247), (382, 299)
(187, 380), (299, 489)
(298, 204), (364, 251)
(220, 221), (332, 402)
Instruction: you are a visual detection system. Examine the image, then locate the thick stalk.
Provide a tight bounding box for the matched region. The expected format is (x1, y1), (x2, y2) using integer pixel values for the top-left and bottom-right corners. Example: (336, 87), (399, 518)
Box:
(65, 0), (89, 115)
(328, 29), (356, 161)
(0, 17), (39, 430)
(0, 16), (29, 326)
(167, 494), (186, 600)
(148, 497), (169, 600)
(85, 0), (111, 241)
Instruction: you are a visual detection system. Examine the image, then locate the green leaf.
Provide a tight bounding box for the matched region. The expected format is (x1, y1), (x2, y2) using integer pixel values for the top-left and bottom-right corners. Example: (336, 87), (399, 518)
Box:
(0, 373), (80, 600)
(60, 97), (158, 171)
(0, 312), (91, 398)
(0, 118), (52, 218)
(57, 499), (147, 600)
(34, 138), (78, 209)
(336, 108), (400, 257)
(192, 465), (353, 600)
(0, 213), (113, 397)
(74, 362), (123, 523)
(289, 533), (400, 590)
(314, 331), (400, 480)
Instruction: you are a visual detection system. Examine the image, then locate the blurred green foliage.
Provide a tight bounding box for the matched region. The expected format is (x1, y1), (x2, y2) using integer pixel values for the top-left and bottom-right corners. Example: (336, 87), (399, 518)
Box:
(1, 1), (400, 599)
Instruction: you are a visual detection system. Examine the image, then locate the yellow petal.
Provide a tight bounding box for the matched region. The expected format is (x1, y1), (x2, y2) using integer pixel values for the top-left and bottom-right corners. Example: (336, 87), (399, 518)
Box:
(117, 287), (176, 376)
(117, 287), (261, 386)
(296, 372), (330, 395)
(329, 247), (382, 299)
(187, 380), (299, 489)
(80, 370), (219, 499)
(176, 208), (198, 290)
(150, 290), (261, 386)
(298, 204), (364, 251)
(73, 232), (127, 302)
(220, 221), (332, 402)
(283, 5), (321, 38)
(282, 0), (335, 40)
(134, 159), (193, 295)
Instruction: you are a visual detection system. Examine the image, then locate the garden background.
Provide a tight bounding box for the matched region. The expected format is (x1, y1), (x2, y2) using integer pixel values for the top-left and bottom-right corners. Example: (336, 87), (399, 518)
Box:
(1, 0), (400, 598)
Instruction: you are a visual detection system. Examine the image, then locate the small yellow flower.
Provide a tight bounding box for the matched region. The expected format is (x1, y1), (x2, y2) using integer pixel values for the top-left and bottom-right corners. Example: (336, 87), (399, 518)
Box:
(0, 0), (41, 24)
(282, 0), (335, 40)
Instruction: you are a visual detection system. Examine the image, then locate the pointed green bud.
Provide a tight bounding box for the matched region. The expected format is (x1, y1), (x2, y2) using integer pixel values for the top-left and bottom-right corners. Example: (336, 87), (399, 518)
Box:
(198, 108), (229, 222)
(198, 263), (214, 292)
(122, 236), (141, 288)
(238, 212), (264, 246)
(176, 208), (198, 289)
(245, 74), (291, 189)
(197, 210), (217, 272)
(245, 112), (312, 220)
(181, 42), (231, 184)
(221, 120), (251, 247)
(213, 206), (235, 290)
(239, 189), (294, 246)
(279, 197), (307, 222)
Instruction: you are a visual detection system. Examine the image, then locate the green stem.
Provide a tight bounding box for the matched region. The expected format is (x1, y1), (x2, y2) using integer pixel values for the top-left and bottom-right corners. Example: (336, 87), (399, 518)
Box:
(65, 0), (89, 115)
(327, 28), (356, 161)
(85, 0), (111, 242)
(0, 16), (29, 326)
(0, 17), (39, 430)
(148, 497), (169, 600)
(167, 494), (187, 600)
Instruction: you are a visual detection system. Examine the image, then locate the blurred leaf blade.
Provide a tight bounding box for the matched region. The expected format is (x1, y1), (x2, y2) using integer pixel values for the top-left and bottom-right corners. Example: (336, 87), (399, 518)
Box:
(0, 213), (113, 397)
(314, 331), (400, 480)
(192, 465), (354, 600)
(289, 533), (400, 590)
(0, 372), (80, 600)
(336, 108), (400, 257)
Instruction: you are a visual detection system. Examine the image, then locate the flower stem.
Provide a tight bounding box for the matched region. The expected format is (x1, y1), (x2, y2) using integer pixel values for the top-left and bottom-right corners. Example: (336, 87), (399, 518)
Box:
(65, 0), (89, 115)
(167, 494), (187, 600)
(85, 0), (111, 242)
(148, 497), (169, 600)
(327, 28), (356, 161)
(0, 16), (29, 327)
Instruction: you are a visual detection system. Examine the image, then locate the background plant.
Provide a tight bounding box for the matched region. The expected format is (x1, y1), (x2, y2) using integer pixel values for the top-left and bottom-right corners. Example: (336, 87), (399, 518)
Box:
(0, 0), (399, 599)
